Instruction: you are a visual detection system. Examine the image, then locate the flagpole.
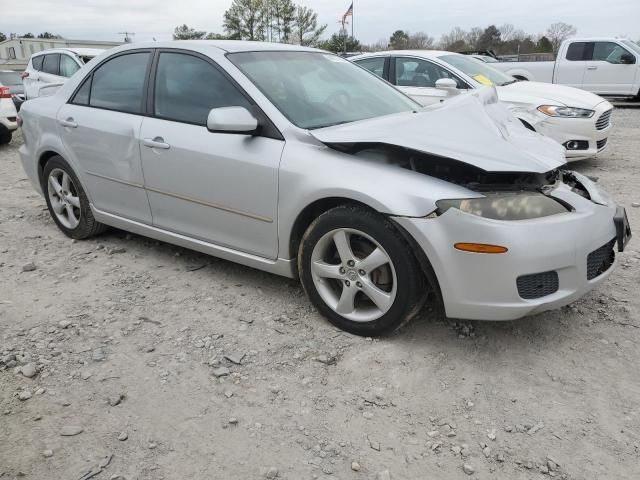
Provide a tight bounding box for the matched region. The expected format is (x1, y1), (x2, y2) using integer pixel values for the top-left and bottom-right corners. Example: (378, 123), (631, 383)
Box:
(351, 1), (354, 43)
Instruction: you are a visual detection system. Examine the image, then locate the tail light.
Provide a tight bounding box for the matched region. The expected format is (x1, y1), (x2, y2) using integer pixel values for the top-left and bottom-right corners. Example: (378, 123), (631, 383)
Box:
(21, 71), (29, 80)
(0, 87), (12, 99)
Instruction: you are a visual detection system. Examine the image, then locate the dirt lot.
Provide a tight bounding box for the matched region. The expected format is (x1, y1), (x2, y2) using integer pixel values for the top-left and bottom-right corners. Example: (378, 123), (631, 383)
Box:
(1, 110), (639, 480)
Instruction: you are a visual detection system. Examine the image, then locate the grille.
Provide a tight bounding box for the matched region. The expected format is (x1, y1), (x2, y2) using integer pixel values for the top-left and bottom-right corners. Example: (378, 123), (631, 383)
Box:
(587, 239), (616, 280)
(595, 109), (612, 130)
(516, 271), (559, 299)
(597, 138), (608, 150)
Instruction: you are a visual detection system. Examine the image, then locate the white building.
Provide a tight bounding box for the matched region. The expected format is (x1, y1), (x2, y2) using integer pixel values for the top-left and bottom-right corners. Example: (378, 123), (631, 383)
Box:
(0, 37), (122, 70)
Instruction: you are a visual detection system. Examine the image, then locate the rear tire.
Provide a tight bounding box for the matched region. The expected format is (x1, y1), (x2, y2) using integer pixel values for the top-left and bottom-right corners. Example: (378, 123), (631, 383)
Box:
(0, 130), (11, 145)
(298, 205), (427, 336)
(41, 156), (108, 239)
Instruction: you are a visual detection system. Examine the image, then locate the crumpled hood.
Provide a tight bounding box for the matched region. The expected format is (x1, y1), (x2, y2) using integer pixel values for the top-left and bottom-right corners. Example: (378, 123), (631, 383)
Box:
(498, 81), (609, 109)
(311, 87), (566, 173)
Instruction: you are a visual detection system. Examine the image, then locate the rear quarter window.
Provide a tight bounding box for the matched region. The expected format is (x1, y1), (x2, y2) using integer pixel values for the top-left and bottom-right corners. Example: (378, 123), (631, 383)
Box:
(32, 55), (44, 71)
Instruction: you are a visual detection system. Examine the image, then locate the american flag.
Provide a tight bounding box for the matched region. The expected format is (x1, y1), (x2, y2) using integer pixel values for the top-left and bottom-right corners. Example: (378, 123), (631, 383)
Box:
(342, 2), (353, 24)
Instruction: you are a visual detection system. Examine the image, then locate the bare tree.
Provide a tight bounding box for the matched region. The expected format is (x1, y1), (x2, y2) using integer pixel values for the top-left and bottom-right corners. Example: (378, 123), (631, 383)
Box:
(546, 22), (577, 53)
(407, 32), (435, 49)
(465, 27), (483, 50)
(499, 23), (515, 42)
(439, 27), (467, 50)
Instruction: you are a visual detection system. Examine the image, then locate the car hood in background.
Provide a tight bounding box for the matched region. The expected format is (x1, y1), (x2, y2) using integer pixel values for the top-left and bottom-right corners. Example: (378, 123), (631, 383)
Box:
(311, 87), (566, 173)
(498, 81), (609, 109)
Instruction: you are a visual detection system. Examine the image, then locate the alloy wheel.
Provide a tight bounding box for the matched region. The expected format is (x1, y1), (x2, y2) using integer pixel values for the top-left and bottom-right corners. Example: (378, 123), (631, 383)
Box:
(47, 168), (81, 229)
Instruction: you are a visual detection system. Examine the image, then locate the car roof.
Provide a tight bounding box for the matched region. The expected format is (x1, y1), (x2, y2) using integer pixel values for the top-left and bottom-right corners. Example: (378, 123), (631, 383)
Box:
(566, 37), (632, 43)
(33, 48), (106, 57)
(113, 40), (322, 54)
(352, 50), (453, 60)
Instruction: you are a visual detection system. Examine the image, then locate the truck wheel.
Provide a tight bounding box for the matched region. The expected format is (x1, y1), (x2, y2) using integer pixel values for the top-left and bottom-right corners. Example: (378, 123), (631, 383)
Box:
(0, 130), (11, 145)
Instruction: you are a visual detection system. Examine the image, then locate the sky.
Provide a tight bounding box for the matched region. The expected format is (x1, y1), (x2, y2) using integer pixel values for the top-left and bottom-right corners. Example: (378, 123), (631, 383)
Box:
(1, 0), (639, 44)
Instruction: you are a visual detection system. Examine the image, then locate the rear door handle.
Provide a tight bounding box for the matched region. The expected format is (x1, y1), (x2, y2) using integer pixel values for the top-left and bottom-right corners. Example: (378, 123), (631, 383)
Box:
(143, 137), (170, 149)
(587, 66), (598, 70)
(59, 117), (77, 128)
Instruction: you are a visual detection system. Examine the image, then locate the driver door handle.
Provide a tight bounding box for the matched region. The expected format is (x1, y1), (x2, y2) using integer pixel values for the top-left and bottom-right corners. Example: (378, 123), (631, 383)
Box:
(59, 117), (77, 128)
(587, 66), (598, 70)
(143, 137), (170, 150)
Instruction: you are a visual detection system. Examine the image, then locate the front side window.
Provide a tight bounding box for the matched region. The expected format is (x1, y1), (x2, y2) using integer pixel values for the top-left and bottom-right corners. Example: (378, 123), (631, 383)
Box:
(89, 52), (150, 114)
(59, 55), (81, 77)
(593, 42), (635, 64)
(395, 57), (465, 88)
(32, 55), (44, 71)
(154, 52), (251, 125)
(229, 51), (419, 130)
(42, 54), (60, 75)
(355, 57), (386, 79)
(439, 54), (512, 87)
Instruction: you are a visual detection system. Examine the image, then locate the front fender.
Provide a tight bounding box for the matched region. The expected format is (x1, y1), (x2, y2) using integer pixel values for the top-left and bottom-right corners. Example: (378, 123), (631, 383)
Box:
(277, 141), (476, 258)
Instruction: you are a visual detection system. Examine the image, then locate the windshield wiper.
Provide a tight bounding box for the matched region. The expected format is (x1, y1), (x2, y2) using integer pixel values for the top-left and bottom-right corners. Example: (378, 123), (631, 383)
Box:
(501, 79), (519, 86)
(309, 120), (353, 130)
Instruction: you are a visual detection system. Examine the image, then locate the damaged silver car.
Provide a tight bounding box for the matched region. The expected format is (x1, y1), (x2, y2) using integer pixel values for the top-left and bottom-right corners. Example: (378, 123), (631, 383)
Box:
(18, 42), (631, 336)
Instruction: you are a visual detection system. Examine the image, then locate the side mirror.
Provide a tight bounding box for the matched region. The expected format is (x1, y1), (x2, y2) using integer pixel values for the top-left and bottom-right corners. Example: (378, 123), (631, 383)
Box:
(619, 53), (636, 65)
(435, 78), (459, 94)
(207, 106), (258, 134)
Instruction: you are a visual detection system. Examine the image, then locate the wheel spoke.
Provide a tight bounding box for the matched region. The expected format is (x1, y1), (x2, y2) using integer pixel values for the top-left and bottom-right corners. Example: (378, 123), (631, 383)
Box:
(65, 204), (79, 228)
(336, 285), (357, 315)
(333, 230), (354, 264)
(61, 172), (70, 192)
(51, 198), (64, 214)
(360, 279), (393, 313)
(49, 176), (63, 196)
(358, 247), (389, 272)
(67, 195), (81, 208)
(311, 261), (343, 279)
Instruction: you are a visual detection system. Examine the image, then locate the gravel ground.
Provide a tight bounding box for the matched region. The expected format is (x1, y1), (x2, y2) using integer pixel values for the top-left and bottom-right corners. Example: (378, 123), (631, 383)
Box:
(1, 110), (639, 480)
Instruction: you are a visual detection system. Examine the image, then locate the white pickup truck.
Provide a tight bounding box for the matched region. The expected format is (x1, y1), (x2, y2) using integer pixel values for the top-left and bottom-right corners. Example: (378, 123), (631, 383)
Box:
(493, 38), (640, 98)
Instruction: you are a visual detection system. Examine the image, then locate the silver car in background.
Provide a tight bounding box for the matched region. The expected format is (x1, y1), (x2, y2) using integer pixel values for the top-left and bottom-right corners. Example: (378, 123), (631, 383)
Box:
(17, 42), (630, 335)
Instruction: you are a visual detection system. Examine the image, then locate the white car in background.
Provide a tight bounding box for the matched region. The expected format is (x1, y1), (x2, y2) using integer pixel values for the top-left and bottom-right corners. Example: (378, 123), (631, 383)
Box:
(22, 48), (104, 99)
(352, 51), (614, 160)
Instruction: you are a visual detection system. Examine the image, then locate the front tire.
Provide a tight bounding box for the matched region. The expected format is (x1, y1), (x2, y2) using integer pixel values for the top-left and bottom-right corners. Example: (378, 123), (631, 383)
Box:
(299, 205), (426, 336)
(41, 156), (107, 239)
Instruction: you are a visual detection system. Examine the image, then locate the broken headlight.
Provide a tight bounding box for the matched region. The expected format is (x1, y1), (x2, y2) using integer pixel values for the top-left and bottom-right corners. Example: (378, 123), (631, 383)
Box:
(436, 193), (569, 220)
(537, 105), (594, 118)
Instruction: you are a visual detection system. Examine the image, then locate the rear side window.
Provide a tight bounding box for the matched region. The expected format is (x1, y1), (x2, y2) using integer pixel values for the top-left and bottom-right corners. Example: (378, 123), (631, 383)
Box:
(59, 55), (81, 78)
(153, 52), (251, 125)
(32, 55), (44, 71)
(42, 54), (60, 75)
(89, 52), (151, 114)
(356, 57), (386, 78)
(566, 42), (588, 61)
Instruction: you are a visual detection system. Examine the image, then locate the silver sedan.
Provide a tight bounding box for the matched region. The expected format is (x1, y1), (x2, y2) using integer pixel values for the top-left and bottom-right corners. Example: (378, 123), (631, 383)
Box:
(17, 41), (630, 336)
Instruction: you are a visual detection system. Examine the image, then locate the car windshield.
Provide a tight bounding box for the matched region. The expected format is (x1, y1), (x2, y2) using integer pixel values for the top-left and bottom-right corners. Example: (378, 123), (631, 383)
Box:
(440, 54), (516, 86)
(621, 40), (640, 55)
(0, 71), (22, 86)
(228, 51), (419, 129)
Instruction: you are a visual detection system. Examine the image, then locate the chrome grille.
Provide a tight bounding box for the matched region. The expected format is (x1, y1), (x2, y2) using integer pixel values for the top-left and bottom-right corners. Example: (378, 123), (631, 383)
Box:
(595, 109), (612, 130)
(516, 271), (559, 299)
(587, 239), (616, 280)
(597, 138), (608, 150)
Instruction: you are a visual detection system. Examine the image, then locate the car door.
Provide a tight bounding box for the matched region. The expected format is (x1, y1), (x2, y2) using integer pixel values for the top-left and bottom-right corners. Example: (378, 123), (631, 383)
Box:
(392, 57), (463, 106)
(36, 53), (61, 95)
(583, 41), (638, 95)
(56, 50), (153, 224)
(24, 55), (45, 99)
(555, 41), (588, 89)
(139, 50), (284, 259)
